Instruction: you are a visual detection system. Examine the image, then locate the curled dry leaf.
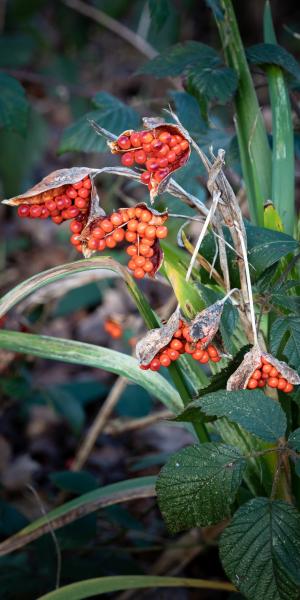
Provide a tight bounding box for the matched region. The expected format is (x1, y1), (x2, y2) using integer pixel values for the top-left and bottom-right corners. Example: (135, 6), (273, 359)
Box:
(136, 309), (181, 366)
(227, 344), (300, 391)
(109, 119), (191, 202)
(189, 300), (224, 348)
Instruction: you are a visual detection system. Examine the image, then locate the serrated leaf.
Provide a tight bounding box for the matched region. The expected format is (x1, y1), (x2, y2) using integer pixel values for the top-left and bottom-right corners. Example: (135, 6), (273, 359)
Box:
(186, 346), (251, 397)
(220, 497), (300, 599)
(271, 293), (300, 315)
(139, 41), (220, 77)
(175, 390), (286, 442)
(246, 223), (299, 273)
(288, 428), (300, 452)
(270, 317), (300, 370)
(188, 65), (238, 103)
(246, 43), (300, 81)
(59, 92), (139, 154)
(0, 74), (29, 136)
(156, 443), (246, 533)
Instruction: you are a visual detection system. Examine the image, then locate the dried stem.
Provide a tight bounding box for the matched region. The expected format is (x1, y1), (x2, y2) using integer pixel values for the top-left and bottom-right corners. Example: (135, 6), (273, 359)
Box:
(104, 410), (172, 436)
(62, 0), (157, 59)
(71, 377), (128, 471)
(185, 192), (221, 283)
(234, 223), (258, 345)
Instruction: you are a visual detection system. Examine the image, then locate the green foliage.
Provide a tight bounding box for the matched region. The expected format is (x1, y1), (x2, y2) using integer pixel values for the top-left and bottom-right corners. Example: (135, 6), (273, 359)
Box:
(246, 43), (300, 81)
(140, 41), (237, 103)
(175, 389), (287, 442)
(0, 73), (29, 136)
(288, 428), (300, 452)
(148, 0), (171, 31)
(59, 92), (139, 154)
(50, 471), (98, 494)
(270, 317), (300, 370)
(156, 443), (246, 532)
(220, 498), (300, 599)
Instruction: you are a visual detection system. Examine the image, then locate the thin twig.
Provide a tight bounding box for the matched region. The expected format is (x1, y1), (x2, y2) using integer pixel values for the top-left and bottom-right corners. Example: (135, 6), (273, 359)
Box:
(62, 0), (157, 59)
(27, 485), (62, 589)
(185, 191), (221, 283)
(104, 410), (172, 436)
(234, 222), (258, 346)
(71, 377), (128, 471)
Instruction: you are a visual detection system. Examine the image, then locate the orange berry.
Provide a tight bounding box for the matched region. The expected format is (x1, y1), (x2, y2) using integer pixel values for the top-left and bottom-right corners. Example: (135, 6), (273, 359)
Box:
(135, 256), (146, 267)
(137, 222), (148, 236)
(128, 259), (136, 270)
(283, 382), (294, 393)
(170, 339), (183, 351)
(182, 327), (192, 341)
(141, 171), (151, 185)
(155, 226), (168, 239)
(121, 210), (129, 223)
(145, 225), (156, 239)
(127, 219), (138, 232)
(150, 358), (161, 371)
(160, 353), (171, 367)
(127, 207), (136, 219)
(139, 243), (151, 256)
(258, 379), (265, 388)
(207, 345), (218, 358)
(140, 236), (154, 246)
(78, 187), (90, 199)
(125, 231), (137, 243)
(269, 367), (279, 378)
(247, 378), (258, 389)
(70, 220), (83, 234)
(192, 349), (205, 361)
(158, 131), (171, 144)
(126, 245), (138, 257)
(98, 239), (106, 251)
(87, 238), (98, 250)
(70, 234), (81, 246)
(261, 356), (269, 365)
(106, 236), (116, 249)
(210, 355), (221, 363)
(92, 227), (105, 239)
(262, 364), (272, 374)
(185, 343), (194, 354)
(83, 178), (92, 189)
(111, 212), (123, 227)
(143, 260), (154, 273)
(199, 351), (209, 364)
(118, 134), (131, 150)
(52, 215), (63, 224)
(141, 210), (152, 223)
(252, 369), (262, 381)
(113, 228), (125, 242)
(277, 378), (287, 390)
(134, 268), (145, 279)
(134, 149), (147, 164)
(140, 131), (153, 144)
(267, 377), (279, 388)
(173, 328), (183, 339)
(135, 207), (143, 218)
(101, 219), (113, 233)
(180, 140), (189, 152)
(130, 132), (141, 147)
(167, 348), (180, 361)
(167, 151), (177, 163)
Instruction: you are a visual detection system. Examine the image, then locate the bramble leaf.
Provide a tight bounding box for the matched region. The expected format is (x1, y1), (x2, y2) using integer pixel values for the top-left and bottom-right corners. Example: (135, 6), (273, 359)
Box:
(0, 74), (29, 136)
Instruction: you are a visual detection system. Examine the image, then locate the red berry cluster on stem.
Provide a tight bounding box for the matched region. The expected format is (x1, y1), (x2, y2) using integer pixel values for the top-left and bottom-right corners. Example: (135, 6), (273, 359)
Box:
(16, 176), (92, 225)
(114, 127), (190, 192)
(140, 319), (221, 371)
(247, 356), (294, 393)
(71, 205), (168, 279)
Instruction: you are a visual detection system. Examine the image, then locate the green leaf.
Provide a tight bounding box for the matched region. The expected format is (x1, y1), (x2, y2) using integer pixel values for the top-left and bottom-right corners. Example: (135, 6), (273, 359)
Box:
(246, 43), (300, 81)
(36, 575), (235, 600)
(0, 330), (182, 413)
(170, 91), (207, 137)
(59, 92), (139, 154)
(156, 443), (246, 533)
(220, 497), (300, 599)
(175, 390), (286, 442)
(148, 0), (171, 31)
(188, 65), (238, 103)
(0, 74), (29, 136)
(271, 293), (300, 315)
(0, 34), (37, 68)
(139, 41), (220, 77)
(288, 428), (300, 452)
(246, 224), (299, 273)
(0, 477), (156, 557)
(270, 317), (300, 370)
(263, 4), (295, 236)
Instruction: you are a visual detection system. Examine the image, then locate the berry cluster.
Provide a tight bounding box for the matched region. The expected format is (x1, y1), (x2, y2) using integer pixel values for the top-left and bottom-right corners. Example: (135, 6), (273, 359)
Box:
(140, 320), (221, 371)
(247, 356), (294, 393)
(71, 205), (168, 279)
(16, 176), (92, 225)
(115, 128), (190, 191)
(104, 319), (123, 339)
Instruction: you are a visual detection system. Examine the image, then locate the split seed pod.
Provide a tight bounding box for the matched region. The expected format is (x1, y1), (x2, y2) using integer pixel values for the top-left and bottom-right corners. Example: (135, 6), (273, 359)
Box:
(227, 344), (300, 391)
(109, 117), (191, 202)
(189, 300), (225, 349)
(136, 309), (181, 367)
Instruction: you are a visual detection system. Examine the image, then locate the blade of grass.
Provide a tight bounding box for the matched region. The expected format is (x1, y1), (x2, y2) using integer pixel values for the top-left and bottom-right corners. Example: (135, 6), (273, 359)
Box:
(37, 575), (235, 600)
(215, 0), (272, 226)
(263, 1), (295, 236)
(0, 477), (156, 556)
(0, 330), (182, 412)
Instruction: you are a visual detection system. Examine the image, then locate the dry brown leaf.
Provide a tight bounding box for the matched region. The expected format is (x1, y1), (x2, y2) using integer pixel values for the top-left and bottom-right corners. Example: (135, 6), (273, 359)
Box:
(136, 309), (181, 366)
(189, 300), (224, 347)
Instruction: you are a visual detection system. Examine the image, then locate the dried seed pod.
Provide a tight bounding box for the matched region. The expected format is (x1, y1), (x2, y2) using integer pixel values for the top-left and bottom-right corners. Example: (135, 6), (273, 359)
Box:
(136, 309), (181, 366)
(227, 344), (300, 391)
(189, 300), (224, 348)
(109, 119), (191, 202)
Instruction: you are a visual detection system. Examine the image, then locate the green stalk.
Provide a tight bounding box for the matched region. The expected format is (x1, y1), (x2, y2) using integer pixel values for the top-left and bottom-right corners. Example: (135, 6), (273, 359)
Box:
(263, 2), (295, 236)
(215, 0), (272, 226)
